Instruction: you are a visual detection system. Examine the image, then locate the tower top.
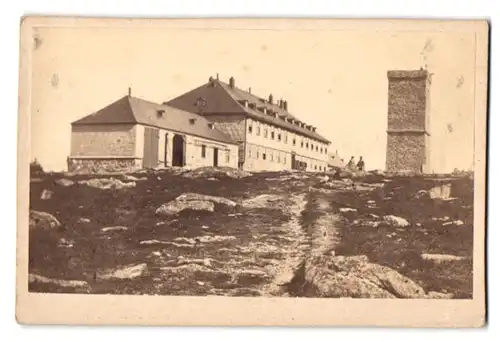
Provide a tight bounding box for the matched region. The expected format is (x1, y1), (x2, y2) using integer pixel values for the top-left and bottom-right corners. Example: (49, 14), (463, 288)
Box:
(387, 69), (429, 80)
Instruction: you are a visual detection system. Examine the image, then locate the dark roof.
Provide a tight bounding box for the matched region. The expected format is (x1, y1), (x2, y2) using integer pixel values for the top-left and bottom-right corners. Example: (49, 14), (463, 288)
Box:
(166, 79), (331, 144)
(72, 95), (236, 145)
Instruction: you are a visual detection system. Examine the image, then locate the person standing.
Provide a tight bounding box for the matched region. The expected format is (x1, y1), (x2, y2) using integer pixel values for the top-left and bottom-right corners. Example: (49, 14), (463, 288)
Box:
(357, 156), (365, 171)
(346, 156), (356, 170)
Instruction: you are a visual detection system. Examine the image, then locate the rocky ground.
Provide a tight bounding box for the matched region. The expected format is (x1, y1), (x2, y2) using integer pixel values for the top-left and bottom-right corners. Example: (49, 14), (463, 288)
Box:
(28, 166), (474, 298)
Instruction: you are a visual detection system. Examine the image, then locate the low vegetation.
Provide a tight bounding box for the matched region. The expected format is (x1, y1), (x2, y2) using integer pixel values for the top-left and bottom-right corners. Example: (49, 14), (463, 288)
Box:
(28, 167), (474, 298)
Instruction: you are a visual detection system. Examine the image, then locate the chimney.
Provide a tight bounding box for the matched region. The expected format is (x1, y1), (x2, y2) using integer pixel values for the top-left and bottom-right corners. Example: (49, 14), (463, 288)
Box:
(268, 94), (274, 104)
(249, 87), (252, 94)
(283, 100), (288, 111)
(209, 76), (214, 82)
(216, 73), (219, 80)
(128, 87), (131, 97)
(229, 76), (235, 88)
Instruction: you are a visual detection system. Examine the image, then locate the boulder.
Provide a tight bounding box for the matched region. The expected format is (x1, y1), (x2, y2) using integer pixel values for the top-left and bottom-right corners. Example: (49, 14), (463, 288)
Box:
(29, 274), (88, 288)
(383, 215), (410, 227)
(77, 177), (136, 190)
(101, 226), (128, 232)
(429, 183), (452, 200)
(241, 194), (284, 209)
(40, 189), (53, 200)
(421, 254), (467, 263)
(29, 210), (61, 231)
(182, 166), (252, 179)
(55, 178), (75, 187)
(304, 255), (427, 298)
(156, 193), (236, 216)
(97, 263), (147, 280)
(340, 208), (357, 213)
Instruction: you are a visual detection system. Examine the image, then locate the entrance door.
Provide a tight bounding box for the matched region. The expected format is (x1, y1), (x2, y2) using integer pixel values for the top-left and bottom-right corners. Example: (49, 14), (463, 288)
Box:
(172, 134), (185, 167)
(143, 127), (159, 169)
(213, 147), (219, 167)
(291, 153), (296, 169)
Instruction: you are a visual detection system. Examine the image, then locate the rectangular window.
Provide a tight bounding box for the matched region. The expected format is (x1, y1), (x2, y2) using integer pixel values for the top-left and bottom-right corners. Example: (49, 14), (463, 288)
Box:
(262, 153), (266, 160)
(293, 139), (296, 146)
(278, 133), (281, 141)
(284, 134), (288, 143)
(256, 126), (261, 136)
(271, 153), (274, 162)
(248, 148), (252, 158)
(301, 141), (304, 148)
(271, 131), (275, 140)
(201, 145), (206, 158)
(306, 142), (309, 148)
(278, 154), (281, 163)
(264, 129), (268, 138)
(316, 146), (318, 152)
(248, 125), (253, 134)
(226, 151), (230, 162)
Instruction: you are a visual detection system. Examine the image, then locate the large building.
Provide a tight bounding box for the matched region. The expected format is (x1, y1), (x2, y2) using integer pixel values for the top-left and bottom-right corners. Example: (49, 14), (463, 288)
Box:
(68, 91), (239, 173)
(386, 69), (431, 173)
(166, 76), (331, 172)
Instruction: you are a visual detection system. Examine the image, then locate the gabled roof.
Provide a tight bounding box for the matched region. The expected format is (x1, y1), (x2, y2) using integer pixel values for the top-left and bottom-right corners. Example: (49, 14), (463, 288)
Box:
(72, 95), (236, 145)
(166, 79), (331, 144)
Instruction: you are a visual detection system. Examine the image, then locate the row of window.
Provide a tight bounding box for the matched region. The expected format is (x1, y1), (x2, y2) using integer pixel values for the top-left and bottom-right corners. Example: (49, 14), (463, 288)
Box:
(201, 145), (230, 162)
(248, 123), (327, 154)
(247, 146), (327, 171)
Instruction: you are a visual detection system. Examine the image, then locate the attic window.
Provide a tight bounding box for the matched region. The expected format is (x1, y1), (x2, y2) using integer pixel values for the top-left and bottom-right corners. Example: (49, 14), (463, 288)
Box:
(189, 118), (196, 125)
(208, 123), (215, 129)
(156, 110), (165, 117)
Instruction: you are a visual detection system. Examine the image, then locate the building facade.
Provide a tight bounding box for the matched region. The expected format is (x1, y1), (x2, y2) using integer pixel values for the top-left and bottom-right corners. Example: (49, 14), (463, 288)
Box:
(68, 94), (239, 173)
(166, 76), (331, 172)
(386, 69), (431, 173)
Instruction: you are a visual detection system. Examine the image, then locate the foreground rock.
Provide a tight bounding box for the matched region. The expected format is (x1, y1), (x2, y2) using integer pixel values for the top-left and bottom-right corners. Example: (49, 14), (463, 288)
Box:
(182, 166), (252, 180)
(29, 274), (88, 288)
(29, 210), (60, 231)
(55, 178), (75, 187)
(241, 194), (285, 209)
(156, 193), (237, 216)
(97, 263), (147, 280)
(303, 255), (429, 298)
(40, 189), (54, 200)
(383, 215), (410, 227)
(77, 177), (136, 190)
(421, 253), (467, 263)
(428, 183), (452, 200)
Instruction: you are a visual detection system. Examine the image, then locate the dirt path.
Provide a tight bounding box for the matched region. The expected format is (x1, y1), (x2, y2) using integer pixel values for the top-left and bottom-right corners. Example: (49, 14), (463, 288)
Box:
(310, 197), (343, 256)
(260, 193), (309, 296)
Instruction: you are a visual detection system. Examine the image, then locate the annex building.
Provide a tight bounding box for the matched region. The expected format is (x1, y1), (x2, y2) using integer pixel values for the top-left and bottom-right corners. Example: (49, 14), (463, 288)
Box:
(68, 90), (239, 173)
(166, 75), (331, 172)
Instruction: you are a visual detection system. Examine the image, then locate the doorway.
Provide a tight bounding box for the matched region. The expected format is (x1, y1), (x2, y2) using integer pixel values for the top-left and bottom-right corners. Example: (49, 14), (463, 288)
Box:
(172, 134), (185, 167)
(164, 133), (168, 167)
(291, 152), (296, 170)
(213, 147), (219, 167)
(143, 127), (159, 169)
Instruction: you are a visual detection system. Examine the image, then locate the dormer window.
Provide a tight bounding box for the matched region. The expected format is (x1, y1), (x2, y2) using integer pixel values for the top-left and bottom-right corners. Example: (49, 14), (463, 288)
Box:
(208, 123), (215, 129)
(156, 109), (165, 118)
(189, 118), (196, 125)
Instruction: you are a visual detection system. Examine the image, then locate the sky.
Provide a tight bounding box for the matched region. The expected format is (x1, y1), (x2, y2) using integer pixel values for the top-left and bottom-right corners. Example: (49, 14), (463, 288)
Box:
(29, 23), (477, 173)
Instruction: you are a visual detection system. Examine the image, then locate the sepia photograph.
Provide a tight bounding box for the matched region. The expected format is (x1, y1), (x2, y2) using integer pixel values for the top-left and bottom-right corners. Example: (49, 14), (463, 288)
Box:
(16, 17), (488, 327)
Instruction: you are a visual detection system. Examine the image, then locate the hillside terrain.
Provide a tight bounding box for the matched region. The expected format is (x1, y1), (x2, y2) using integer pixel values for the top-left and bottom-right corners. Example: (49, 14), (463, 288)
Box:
(28, 166), (474, 298)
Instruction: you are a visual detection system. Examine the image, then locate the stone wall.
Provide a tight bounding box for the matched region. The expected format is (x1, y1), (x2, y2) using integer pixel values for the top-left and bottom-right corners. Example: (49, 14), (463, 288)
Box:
(386, 134), (426, 172)
(386, 70), (430, 172)
(70, 124), (136, 157)
(67, 158), (140, 174)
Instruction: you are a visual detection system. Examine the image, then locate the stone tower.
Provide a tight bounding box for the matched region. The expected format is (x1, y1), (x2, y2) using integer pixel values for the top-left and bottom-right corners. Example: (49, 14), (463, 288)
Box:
(386, 69), (431, 173)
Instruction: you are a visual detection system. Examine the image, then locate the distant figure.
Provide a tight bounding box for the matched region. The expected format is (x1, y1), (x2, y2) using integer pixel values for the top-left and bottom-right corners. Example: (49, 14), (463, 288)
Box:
(357, 156), (365, 171)
(346, 156), (356, 170)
